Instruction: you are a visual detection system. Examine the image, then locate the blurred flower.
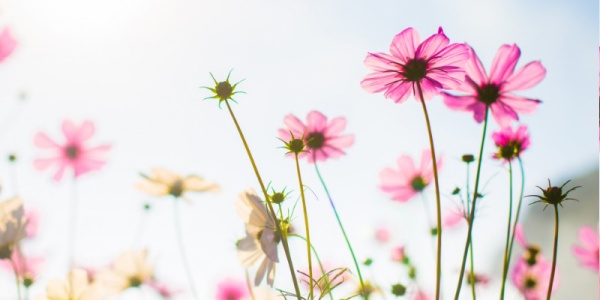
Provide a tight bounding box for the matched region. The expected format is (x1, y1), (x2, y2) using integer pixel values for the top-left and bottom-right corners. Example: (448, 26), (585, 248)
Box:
(278, 111), (354, 163)
(492, 125), (530, 161)
(379, 149), (443, 202)
(511, 255), (557, 300)
(0, 28), (17, 62)
(34, 120), (111, 181)
(390, 246), (406, 263)
(235, 189), (279, 286)
(39, 268), (104, 300)
(374, 225), (391, 243)
(148, 279), (182, 299)
(0, 197), (26, 259)
(465, 271), (490, 286)
(24, 208), (40, 239)
(96, 249), (154, 294)
(572, 225), (599, 272)
(360, 27), (469, 103)
(137, 168), (219, 202)
(442, 44), (545, 127)
(216, 278), (249, 300)
(0, 250), (43, 287)
(300, 263), (348, 294)
(244, 287), (279, 300)
(443, 209), (464, 228)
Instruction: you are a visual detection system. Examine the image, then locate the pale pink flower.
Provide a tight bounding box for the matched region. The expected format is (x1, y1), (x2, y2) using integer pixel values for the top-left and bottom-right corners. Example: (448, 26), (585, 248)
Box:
(278, 111), (354, 163)
(379, 149), (443, 202)
(361, 27), (469, 103)
(0, 28), (17, 62)
(374, 226), (391, 243)
(511, 255), (557, 300)
(0, 250), (43, 286)
(390, 246), (406, 263)
(443, 209), (464, 228)
(34, 120), (111, 181)
(572, 225), (599, 272)
(216, 278), (249, 300)
(24, 208), (40, 238)
(148, 280), (182, 299)
(492, 124), (530, 161)
(442, 44), (545, 127)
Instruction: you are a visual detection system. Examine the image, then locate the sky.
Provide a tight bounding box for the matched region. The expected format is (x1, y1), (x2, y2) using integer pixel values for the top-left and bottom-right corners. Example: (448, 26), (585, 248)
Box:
(0, 0), (596, 299)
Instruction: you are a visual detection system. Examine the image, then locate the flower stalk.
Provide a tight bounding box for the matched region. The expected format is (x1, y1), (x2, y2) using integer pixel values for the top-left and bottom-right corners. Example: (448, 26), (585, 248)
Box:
(293, 153), (314, 298)
(499, 161), (515, 298)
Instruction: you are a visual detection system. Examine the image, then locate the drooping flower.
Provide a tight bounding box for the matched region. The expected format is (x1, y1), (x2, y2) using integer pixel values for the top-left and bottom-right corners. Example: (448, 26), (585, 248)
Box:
(511, 255), (557, 300)
(278, 111), (354, 163)
(0, 250), (43, 287)
(492, 124), (530, 161)
(95, 249), (154, 294)
(137, 168), (220, 202)
(0, 197), (27, 259)
(379, 149), (443, 202)
(572, 225), (599, 272)
(39, 269), (104, 300)
(360, 27), (470, 103)
(34, 120), (111, 181)
(235, 189), (279, 286)
(215, 278), (249, 300)
(0, 28), (17, 62)
(442, 44), (546, 127)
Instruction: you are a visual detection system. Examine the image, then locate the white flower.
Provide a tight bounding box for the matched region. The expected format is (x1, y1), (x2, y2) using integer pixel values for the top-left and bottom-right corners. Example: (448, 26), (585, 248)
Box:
(38, 268), (103, 300)
(137, 168), (219, 202)
(95, 249), (154, 294)
(0, 197), (26, 259)
(235, 189), (279, 286)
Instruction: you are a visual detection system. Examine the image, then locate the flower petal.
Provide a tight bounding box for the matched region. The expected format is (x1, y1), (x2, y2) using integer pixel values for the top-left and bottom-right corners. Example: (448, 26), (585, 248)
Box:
(324, 117), (347, 136)
(383, 81), (412, 103)
(500, 94), (541, 114)
(326, 134), (355, 149)
(503, 61), (546, 92)
(489, 44), (520, 85)
(34, 133), (60, 149)
(282, 114), (306, 136)
(306, 111), (328, 132)
(182, 176), (220, 192)
(61, 120), (79, 143)
(364, 52), (403, 71)
(77, 121), (96, 141)
(442, 93), (478, 110)
(389, 27), (419, 63)
(415, 28), (449, 60)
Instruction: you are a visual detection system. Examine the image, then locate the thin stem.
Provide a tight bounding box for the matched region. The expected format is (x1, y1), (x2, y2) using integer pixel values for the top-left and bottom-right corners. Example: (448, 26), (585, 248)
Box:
(245, 269), (256, 300)
(547, 205), (559, 300)
(500, 161), (514, 298)
(416, 81), (442, 300)
(314, 160), (367, 299)
(454, 107), (489, 300)
(10, 254), (22, 300)
(468, 238), (476, 299)
(506, 158), (526, 273)
(68, 176), (78, 269)
(224, 100), (302, 298)
(172, 199), (199, 300)
(289, 234), (333, 300)
(294, 154), (314, 299)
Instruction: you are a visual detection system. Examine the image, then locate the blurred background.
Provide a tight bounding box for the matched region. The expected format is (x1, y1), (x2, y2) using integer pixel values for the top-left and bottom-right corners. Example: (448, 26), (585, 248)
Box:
(0, 0), (596, 299)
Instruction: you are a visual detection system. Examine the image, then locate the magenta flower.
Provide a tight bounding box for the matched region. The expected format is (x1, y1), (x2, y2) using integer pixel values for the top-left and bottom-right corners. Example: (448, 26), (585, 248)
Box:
(0, 28), (16, 62)
(34, 120), (111, 181)
(442, 44), (546, 126)
(215, 278), (249, 300)
(572, 225), (599, 272)
(278, 111), (354, 163)
(511, 255), (557, 300)
(360, 27), (469, 103)
(379, 149), (443, 202)
(491, 124), (530, 161)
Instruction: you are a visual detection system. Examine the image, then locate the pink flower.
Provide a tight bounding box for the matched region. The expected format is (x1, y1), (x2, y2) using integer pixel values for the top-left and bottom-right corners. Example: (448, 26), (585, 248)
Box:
(215, 278), (249, 300)
(360, 27), (469, 103)
(511, 255), (557, 300)
(379, 149), (443, 202)
(442, 44), (546, 127)
(491, 124), (530, 161)
(34, 120), (111, 181)
(390, 246), (406, 263)
(443, 209), (464, 228)
(374, 226), (391, 243)
(0, 28), (17, 62)
(278, 111), (354, 163)
(148, 280), (181, 299)
(572, 225), (599, 272)
(24, 208), (40, 239)
(0, 250), (43, 287)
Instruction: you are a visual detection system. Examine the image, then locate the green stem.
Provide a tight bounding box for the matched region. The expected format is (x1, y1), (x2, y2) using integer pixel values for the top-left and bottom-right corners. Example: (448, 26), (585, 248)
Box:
(416, 81), (442, 300)
(547, 205), (559, 300)
(500, 161), (514, 298)
(10, 254), (22, 300)
(289, 234), (333, 300)
(224, 100), (302, 298)
(294, 154), (314, 299)
(506, 158), (526, 275)
(173, 199), (199, 300)
(454, 107), (489, 300)
(468, 238), (476, 299)
(314, 160), (367, 299)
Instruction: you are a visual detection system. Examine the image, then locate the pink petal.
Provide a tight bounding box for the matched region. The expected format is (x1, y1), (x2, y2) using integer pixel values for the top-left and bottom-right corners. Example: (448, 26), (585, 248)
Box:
(379, 168), (409, 188)
(320, 146), (346, 160)
(52, 163), (69, 182)
(34, 132), (60, 149)
(306, 111), (327, 132)
(282, 114), (306, 136)
(515, 223), (527, 248)
(415, 77), (442, 101)
(73, 159), (106, 177)
(83, 144), (111, 157)
(361, 71), (401, 94)
(33, 158), (58, 171)
(464, 46), (489, 86)
(470, 102), (488, 123)
(430, 43), (470, 70)
(395, 155), (417, 178)
(383, 81), (412, 103)
(500, 94), (541, 114)
(578, 226), (599, 249)
(490, 101), (519, 127)
(489, 44), (520, 85)
(0, 28), (17, 62)
(326, 134), (355, 149)
(364, 52), (403, 71)
(503, 61), (546, 92)
(415, 29), (449, 60)
(324, 117), (347, 136)
(389, 27), (419, 63)
(61, 120), (79, 143)
(442, 93), (478, 110)
(77, 121), (96, 141)
(389, 188), (417, 202)
(444, 211), (463, 228)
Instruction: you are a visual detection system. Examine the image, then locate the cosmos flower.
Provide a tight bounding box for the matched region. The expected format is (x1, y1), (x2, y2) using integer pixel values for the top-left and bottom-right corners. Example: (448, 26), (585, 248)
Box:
(24, 208), (40, 239)
(95, 249), (154, 294)
(0, 250), (43, 287)
(0, 197), (27, 259)
(379, 149), (443, 202)
(34, 120), (111, 181)
(374, 225), (391, 243)
(148, 279), (182, 299)
(216, 278), (249, 300)
(0, 28), (17, 62)
(235, 189), (279, 286)
(360, 27), (469, 103)
(278, 111), (354, 163)
(137, 167), (220, 202)
(390, 246), (406, 263)
(511, 255), (557, 300)
(442, 44), (546, 126)
(572, 225), (599, 272)
(39, 269), (104, 300)
(492, 125), (530, 161)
